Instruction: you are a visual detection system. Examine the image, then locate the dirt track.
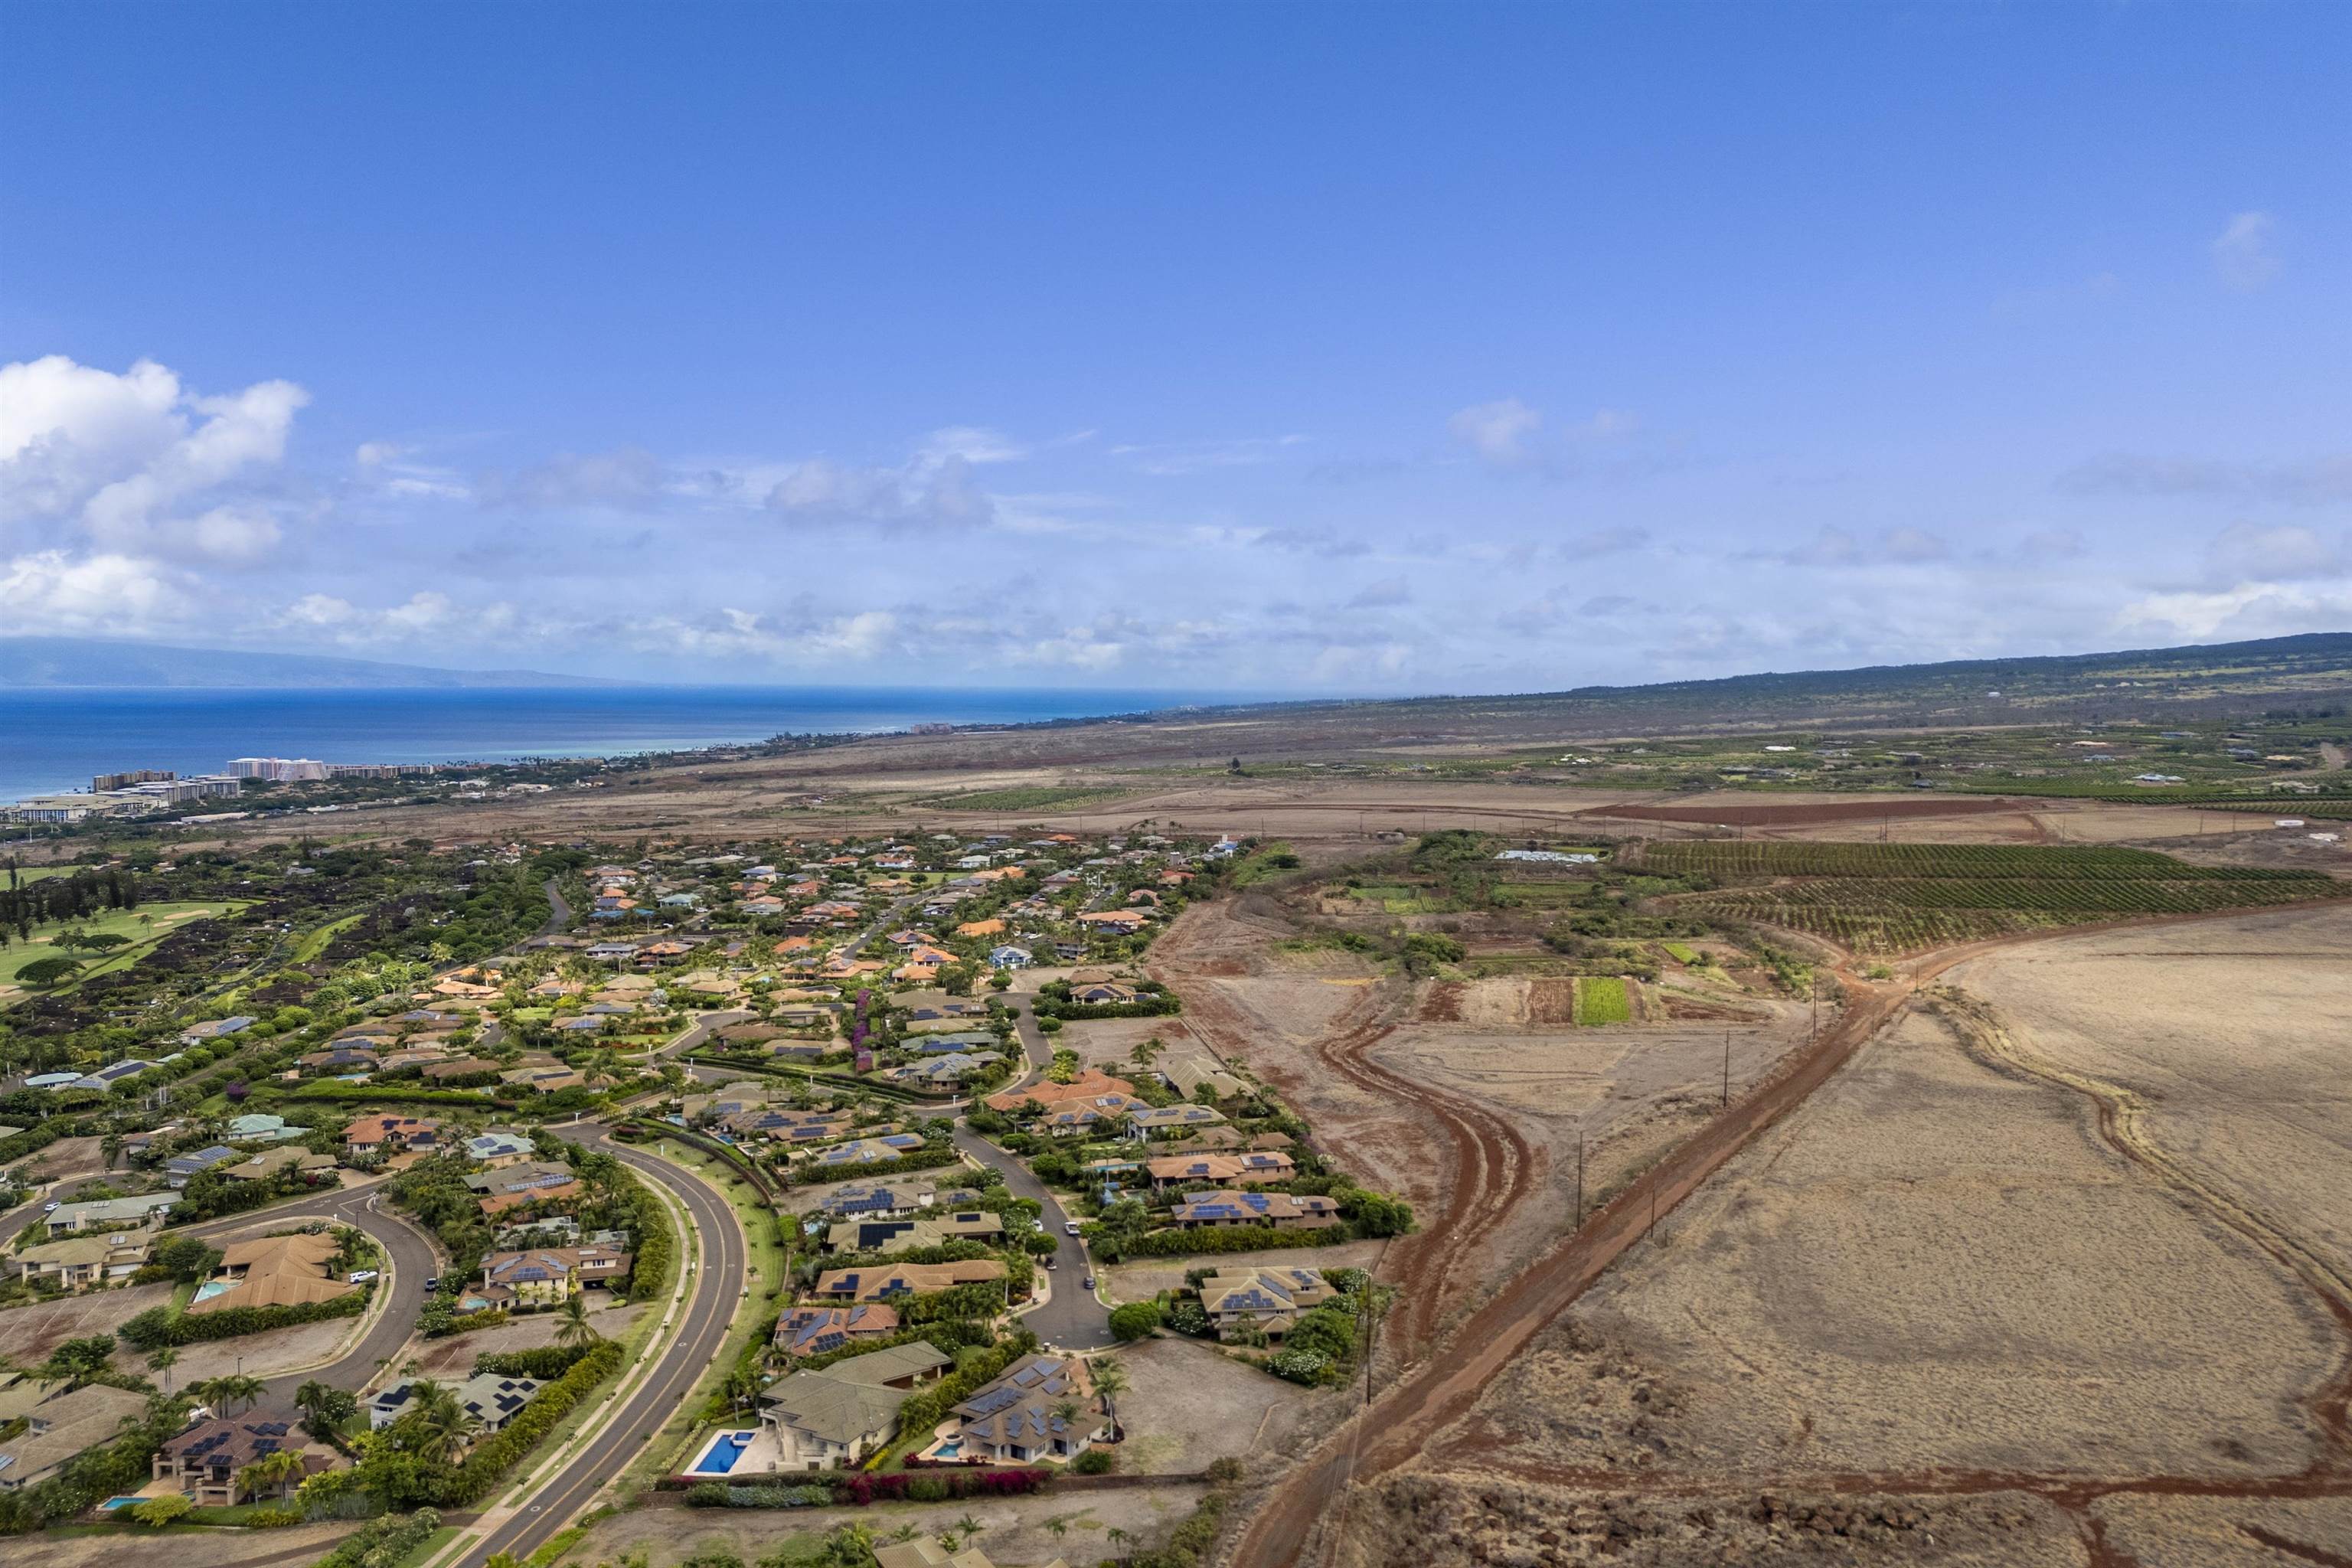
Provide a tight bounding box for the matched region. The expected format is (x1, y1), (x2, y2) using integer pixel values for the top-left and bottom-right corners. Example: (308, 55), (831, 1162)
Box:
(1148, 896), (1544, 1358)
(1218, 898), (2352, 1568)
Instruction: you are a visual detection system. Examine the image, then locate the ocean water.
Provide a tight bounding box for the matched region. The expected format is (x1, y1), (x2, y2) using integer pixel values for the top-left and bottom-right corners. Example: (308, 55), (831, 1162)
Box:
(0, 685), (1258, 803)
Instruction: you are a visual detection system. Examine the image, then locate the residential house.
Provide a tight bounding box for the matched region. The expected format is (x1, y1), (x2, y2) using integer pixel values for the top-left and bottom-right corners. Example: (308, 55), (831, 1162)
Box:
(11, 1233), (153, 1289)
(985, 1070), (1135, 1116)
(467, 1161), (585, 1217)
(1067, 982), (1138, 1006)
(773, 1303), (899, 1357)
(1145, 1151), (1295, 1189)
(46, 1193), (179, 1236)
(152, 1412), (318, 1506)
(191, 1232), (358, 1315)
(1161, 1054), (1248, 1102)
(341, 1114), (443, 1155)
(179, 1017), (254, 1045)
(815, 1184), (929, 1219)
(1126, 1103), (1229, 1138)
(986, 945), (1032, 969)
(70, 1059), (158, 1092)
(1167, 1191), (1341, 1230)
(755, 1341), (950, 1471)
(874, 1543), (1021, 1568)
(1076, 909), (1148, 933)
(224, 1112), (304, 1144)
(479, 1243), (632, 1302)
(164, 1145), (240, 1187)
(808, 1259), (1007, 1302)
(945, 1354), (1099, 1463)
(801, 1138), (918, 1171)
(369, 1373), (540, 1432)
(0, 1385), (149, 1491)
(1199, 1266), (1337, 1341)
(467, 1131), (537, 1165)
(224, 1146), (338, 1183)
(299, 1045), (380, 1075)
(420, 1057), (502, 1083)
(823, 1210), (1004, 1255)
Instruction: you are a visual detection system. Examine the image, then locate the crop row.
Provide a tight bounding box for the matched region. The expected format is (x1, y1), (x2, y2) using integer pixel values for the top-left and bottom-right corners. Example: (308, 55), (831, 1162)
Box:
(1637, 841), (2322, 881)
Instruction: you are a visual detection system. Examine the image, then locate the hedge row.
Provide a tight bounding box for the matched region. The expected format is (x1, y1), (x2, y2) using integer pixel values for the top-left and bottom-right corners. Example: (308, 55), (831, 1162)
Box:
(887, 1334), (1034, 1441)
(684, 1482), (835, 1508)
(1112, 1223), (1348, 1259)
(473, 1341), (598, 1380)
(270, 1083), (521, 1111)
(119, 1289), (368, 1349)
(836, 1467), (1049, 1505)
(446, 1338), (626, 1504)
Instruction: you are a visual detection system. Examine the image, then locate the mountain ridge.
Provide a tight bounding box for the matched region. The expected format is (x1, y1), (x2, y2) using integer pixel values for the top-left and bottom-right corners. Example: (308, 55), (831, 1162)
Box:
(0, 637), (624, 690)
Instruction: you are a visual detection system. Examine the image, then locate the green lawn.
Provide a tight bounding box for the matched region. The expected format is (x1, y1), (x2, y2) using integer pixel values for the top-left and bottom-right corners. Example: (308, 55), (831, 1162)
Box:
(0, 900), (248, 988)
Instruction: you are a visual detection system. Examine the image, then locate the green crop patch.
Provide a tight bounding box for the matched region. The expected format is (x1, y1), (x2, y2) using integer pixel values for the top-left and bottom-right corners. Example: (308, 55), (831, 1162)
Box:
(1573, 976), (1632, 1024)
(1632, 840), (2349, 955)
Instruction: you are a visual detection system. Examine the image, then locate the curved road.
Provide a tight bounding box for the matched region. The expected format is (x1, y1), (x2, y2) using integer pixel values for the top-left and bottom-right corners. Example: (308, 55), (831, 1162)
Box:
(455, 1122), (742, 1568)
(177, 1181), (440, 1406)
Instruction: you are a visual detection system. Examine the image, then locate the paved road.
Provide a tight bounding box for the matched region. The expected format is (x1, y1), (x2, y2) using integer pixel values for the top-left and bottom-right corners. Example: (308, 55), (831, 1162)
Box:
(950, 1125), (1112, 1351)
(0, 1174), (109, 1246)
(538, 876), (573, 937)
(178, 1182), (440, 1405)
(456, 1122), (742, 1568)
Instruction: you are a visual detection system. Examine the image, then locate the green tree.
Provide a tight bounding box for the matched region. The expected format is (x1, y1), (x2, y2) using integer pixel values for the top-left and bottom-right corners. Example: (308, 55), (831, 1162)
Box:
(131, 1494), (192, 1527)
(554, 1293), (599, 1351)
(42, 1334), (119, 1387)
(148, 1347), (180, 1392)
(1107, 1301), (1161, 1341)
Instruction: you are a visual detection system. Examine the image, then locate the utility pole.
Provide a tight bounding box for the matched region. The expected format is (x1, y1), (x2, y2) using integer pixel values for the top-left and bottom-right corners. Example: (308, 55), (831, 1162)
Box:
(1722, 1031), (1730, 1107)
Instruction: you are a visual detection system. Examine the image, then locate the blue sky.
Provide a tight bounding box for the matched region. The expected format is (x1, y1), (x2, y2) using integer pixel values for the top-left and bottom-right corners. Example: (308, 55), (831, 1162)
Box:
(2, 2), (2346, 691)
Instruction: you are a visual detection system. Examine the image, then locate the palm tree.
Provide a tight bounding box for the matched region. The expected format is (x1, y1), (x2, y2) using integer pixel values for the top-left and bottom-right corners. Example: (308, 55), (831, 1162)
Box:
(201, 1374), (265, 1418)
(554, 1293), (599, 1351)
(148, 1348), (179, 1393)
(1044, 1514), (1071, 1544)
(237, 1447), (307, 1502)
(1090, 1356), (1129, 1442)
(397, 1379), (479, 1465)
(1050, 1397), (1083, 1452)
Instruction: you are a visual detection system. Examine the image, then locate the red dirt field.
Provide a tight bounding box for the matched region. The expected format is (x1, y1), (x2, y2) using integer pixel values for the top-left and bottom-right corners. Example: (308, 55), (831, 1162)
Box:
(1222, 899), (2352, 1568)
(1580, 795), (2026, 827)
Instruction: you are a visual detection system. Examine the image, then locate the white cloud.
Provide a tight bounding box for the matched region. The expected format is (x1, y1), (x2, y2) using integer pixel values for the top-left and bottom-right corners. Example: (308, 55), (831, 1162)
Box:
(2057, 452), (2352, 505)
(2202, 522), (2344, 583)
(278, 588), (511, 644)
(2118, 580), (2352, 640)
(0, 355), (307, 562)
(1448, 398), (1541, 464)
(1347, 577), (1411, 609)
(2213, 210), (2279, 291)
(0, 549), (190, 632)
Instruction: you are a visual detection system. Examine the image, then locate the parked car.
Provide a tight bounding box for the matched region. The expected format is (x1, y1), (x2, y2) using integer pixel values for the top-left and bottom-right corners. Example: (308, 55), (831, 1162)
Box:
(423, 1276), (439, 1291)
(1063, 1221), (1080, 1236)
(348, 1269), (379, 1284)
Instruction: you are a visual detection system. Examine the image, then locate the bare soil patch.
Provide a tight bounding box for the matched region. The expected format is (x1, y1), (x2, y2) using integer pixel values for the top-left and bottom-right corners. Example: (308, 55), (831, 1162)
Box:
(1945, 902), (2352, 1285)
(1488, 1005), (2340, 1481)
(0, 1281), (175, 1364)
(566, 1483), (1208, 1568)
(409, 1297), (648, 1380)
(1112, 1335), (1338, 1474)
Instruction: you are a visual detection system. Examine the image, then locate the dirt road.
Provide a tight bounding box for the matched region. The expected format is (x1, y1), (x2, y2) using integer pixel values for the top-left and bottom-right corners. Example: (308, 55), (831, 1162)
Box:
(1217, 898), (2352, 1568)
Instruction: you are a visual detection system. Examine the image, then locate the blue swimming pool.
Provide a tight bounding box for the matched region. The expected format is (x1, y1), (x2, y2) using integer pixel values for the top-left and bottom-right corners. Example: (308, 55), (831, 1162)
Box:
(686, 1430), (756, 1475)
(100, 1496), (143, 1511)
(191, 1279), (236, 1304)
